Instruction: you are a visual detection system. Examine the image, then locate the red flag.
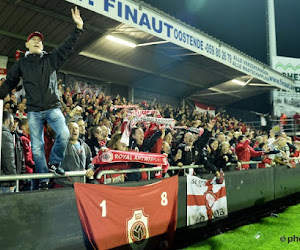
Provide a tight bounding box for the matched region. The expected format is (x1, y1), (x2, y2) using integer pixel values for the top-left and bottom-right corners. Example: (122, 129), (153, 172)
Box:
(74, 176), (178, 249)
(194, 101), (215, 116)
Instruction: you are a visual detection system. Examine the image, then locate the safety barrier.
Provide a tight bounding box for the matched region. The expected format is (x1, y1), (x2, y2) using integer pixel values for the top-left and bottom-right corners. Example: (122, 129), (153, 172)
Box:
(0, 165), (299, 249)
(0, 161), (262, 192)
(248, 118), (299, 135)
(0, 164), (299, 249)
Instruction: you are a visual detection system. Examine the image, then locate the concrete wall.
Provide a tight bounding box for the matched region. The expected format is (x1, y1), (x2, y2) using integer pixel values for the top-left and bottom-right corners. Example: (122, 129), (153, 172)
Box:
(1, 166), (300, 249)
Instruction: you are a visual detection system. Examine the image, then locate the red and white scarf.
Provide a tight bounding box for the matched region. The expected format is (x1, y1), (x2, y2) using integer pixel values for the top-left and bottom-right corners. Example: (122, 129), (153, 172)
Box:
(121, 116), (175, 146)
(126, 109), (161, 118)
(92, 150), (169, 173)
(109, 105), (138, 111)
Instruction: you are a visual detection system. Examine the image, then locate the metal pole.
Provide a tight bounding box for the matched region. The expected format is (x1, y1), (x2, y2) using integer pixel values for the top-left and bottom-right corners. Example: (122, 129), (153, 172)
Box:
(266, 0), (277, 67)
(16, 180), (19, 192)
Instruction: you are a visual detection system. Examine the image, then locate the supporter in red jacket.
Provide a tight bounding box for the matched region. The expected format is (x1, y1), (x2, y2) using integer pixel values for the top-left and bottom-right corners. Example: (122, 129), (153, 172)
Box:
(19, 119), (35, 174)
(19, 118), (35, 190)
(235, 135), (265, 170)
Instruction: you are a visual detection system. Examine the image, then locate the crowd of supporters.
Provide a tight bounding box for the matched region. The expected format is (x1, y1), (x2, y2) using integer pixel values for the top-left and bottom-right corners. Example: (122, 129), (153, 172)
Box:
(1, 80), (300, 192)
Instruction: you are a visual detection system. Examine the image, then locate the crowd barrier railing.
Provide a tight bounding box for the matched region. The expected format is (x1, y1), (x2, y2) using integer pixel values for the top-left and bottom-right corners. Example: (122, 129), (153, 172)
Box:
(0, 171), (87, 192)
(248, 118), (299, 135)
(0, 161), (262, 192)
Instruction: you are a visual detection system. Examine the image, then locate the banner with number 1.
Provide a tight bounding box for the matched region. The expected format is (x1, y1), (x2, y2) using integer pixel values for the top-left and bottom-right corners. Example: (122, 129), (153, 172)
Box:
(74, 176), (178, 250)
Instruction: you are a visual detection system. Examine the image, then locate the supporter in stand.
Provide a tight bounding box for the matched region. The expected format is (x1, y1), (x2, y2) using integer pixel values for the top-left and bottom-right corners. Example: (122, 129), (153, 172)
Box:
(235, 135), (266, 170)
(87, 126), (106, 158)
(280, 113), (288, 130)
(215, 141), (238, 171)
(126, 126), (163, 181)
(16, 102), (27, 119)
(229, 131), (241, 147)
(197, 138), (219, 175)
(0, 7), (84, 190)
(65, 106), (83, 124)
(91, 132), (130, 184)
(1, 111), (17, 193)
(53, 122), (94, 188)
(9, 93), (18, 113)
(216, 132), (226, 144)
(257, 142), (274, 168)
(77, 117), (87, 142)
(176, 119), (215, 176)
(291, 141), (300, 164)
(19, 119), (35, 190)
(293, 112), (300, 131)
(273, 137), (291, 167)
(267, 130), (276, 148)
(57, 80), (64, 99)
(250, 141), (266, 169)
(11, 115), (26, 183)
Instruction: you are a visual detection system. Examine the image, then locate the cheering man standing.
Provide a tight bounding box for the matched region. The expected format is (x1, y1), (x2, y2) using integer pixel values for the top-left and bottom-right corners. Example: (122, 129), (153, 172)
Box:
(0, 7), (84, 189)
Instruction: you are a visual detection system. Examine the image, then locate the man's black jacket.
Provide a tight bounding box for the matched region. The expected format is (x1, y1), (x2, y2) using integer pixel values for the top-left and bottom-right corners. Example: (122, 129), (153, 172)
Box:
(0, 27), (83, 112)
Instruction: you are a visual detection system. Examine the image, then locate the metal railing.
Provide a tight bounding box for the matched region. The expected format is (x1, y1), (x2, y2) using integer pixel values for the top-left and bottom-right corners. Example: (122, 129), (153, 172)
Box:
(96, 165), (203, 183)
(0, 161), (262, 192)
(0, 171), (87, 192)
(247, 118), (299, 135)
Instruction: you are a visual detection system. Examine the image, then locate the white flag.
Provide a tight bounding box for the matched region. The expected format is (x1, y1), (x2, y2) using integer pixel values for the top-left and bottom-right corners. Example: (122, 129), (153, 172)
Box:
(187, 175), (228, 226)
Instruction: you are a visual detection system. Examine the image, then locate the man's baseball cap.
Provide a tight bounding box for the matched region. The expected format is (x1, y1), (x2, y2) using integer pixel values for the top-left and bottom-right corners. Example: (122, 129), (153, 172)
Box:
(27, 31), (44, 42)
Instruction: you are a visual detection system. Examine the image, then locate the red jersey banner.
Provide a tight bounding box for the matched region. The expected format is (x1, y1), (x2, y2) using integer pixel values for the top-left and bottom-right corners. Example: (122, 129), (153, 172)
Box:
(74, 176), (178, 249)
(187, 175), (227, 226)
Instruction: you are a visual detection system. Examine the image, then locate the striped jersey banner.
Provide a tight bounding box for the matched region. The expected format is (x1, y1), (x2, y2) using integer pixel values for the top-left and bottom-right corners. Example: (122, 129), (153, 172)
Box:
(187, 175), (227, 226)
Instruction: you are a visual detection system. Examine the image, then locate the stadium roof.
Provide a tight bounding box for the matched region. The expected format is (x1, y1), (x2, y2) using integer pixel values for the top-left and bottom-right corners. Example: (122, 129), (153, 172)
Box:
(0, 0), (295, 106)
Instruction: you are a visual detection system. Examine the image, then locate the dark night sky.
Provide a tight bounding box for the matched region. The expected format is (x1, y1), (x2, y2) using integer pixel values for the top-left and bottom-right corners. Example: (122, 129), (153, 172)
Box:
(142, 0), (300, 65)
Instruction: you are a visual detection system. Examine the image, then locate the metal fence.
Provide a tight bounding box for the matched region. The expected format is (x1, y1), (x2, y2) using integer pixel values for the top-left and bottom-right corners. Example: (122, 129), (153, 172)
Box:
(0, 161), (262, 192)
(247, 118), (299, 135)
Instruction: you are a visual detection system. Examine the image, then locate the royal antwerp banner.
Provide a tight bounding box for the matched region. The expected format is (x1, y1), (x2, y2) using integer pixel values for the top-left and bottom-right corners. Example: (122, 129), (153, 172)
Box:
(74, 176), (178, 249)
(66, 0), (294, 91)
(92, 150), (169, 172)
(187, 175), (227, 226)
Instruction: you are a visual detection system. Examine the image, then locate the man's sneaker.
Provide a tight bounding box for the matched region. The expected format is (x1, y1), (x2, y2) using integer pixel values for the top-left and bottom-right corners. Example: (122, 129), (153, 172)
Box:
(48, 163), (65, 175)
(39, 182), (48, 190)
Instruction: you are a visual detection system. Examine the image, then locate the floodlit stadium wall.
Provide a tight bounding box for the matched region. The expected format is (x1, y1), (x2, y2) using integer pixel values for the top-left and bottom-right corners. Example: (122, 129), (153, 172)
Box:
(1, 166), (300, 249)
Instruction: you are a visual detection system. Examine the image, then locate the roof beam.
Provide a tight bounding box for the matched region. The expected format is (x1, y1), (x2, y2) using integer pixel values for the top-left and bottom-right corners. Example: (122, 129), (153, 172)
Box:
(79, 51), (203, 88)
(190, 89), (250, 97)
(0, 29), (58, 48)
(208, 87), (242, 99)
(4, 0), (106, 34)
(182, 79), (230, 98)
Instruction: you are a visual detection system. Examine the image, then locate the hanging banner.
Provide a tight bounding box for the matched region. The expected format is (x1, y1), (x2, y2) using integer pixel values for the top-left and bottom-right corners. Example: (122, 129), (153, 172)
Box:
(187, 175), (227, 226)
(0, 56), (8, 79)
(66, 0), (294, 91)
(271, 56), (300, 117)
(194, 101), (215, 116)
(74, 176), (178, 249)
(68, 76), (107, 97)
